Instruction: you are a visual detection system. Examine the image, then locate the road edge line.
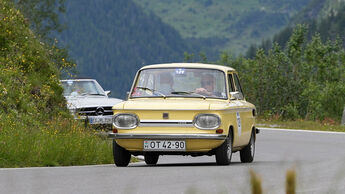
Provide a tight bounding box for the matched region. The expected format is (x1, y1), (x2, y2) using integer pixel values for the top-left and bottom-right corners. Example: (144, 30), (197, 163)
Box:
(259, 127), (345, 135)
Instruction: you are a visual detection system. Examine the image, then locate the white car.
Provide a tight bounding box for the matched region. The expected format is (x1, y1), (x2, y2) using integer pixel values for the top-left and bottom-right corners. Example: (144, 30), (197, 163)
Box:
(60, 79), (123, 130)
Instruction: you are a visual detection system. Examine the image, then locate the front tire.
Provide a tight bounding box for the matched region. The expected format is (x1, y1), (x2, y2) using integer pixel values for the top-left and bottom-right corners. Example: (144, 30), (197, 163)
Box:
(113, 140), (131, 167)
(240, 131), (255, 163)
(144, 153), (159, 165)
(215, 132), (233, 165)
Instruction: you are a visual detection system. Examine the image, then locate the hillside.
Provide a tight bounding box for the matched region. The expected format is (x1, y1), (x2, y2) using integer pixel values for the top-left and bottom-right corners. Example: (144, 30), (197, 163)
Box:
(247, 0), (345, 56)
(57, 0), (205, 98)
(0, 0), (66, 119)
(291, 0), (345, 23)
(0, 0), (117, 168)
(133, 0), (312, 54)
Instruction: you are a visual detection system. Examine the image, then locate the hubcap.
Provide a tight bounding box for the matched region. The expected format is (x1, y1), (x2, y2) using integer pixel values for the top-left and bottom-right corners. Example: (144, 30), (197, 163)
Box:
(227, 138), (232, 159)
(250, 135), (255, 157)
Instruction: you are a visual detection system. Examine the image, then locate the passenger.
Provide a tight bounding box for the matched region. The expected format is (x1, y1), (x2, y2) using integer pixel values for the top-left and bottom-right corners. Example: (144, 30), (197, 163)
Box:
(195, 74), (217, 96)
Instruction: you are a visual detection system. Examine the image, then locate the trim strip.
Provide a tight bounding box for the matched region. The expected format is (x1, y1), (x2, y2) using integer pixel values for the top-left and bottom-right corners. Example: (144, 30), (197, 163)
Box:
(139, 120), (193, 127)
(108, 133), (227, 140)
(116, 107), (253, 112)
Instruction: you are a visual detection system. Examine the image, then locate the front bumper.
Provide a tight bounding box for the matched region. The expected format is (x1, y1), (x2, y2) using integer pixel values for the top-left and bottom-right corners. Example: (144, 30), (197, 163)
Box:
(75, 116), (113, 130)
(108, 133), (227, 140)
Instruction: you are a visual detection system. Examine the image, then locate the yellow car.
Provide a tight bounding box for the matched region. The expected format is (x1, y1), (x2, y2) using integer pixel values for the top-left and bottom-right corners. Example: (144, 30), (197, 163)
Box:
(109, 63), (258, 166)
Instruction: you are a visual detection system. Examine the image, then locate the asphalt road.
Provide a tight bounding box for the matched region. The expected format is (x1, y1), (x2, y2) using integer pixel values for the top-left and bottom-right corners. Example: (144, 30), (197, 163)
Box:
(1, 128), (345, 194)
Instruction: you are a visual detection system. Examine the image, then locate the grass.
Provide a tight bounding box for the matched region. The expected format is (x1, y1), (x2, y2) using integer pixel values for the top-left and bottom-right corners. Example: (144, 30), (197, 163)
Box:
(0, 115), (118, 168)
(257, 117), (345, 132)
(250, 169), (296, 194)
(250, 170), (263, 194)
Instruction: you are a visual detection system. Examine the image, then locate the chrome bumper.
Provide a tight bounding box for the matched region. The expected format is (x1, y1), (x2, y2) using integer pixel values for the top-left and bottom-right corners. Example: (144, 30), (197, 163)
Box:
(108, 133), (227, 140)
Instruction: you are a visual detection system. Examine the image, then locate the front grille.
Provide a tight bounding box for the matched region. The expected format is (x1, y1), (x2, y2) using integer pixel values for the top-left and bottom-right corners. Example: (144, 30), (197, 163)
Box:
(77, 106), (113, 116)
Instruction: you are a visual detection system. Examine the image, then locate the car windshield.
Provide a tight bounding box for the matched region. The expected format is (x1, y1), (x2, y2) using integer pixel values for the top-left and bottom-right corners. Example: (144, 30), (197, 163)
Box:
(61, 80), (105, 96)
(131, 68), (227, 99)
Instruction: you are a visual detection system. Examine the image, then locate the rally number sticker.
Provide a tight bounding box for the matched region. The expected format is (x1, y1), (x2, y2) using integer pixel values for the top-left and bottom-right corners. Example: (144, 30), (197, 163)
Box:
(236, 112), (241, 136)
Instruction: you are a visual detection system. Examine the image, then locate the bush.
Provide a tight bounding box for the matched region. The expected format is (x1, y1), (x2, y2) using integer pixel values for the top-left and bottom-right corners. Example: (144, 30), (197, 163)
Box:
(0, 0), (113, 167)
(0, 0), (73, 120)
(282, 104), (300, 120)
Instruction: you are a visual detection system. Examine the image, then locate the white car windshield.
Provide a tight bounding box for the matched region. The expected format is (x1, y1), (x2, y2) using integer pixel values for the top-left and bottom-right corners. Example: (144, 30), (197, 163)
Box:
(61, 80), (105, 96)
(131, 68), (227, 99)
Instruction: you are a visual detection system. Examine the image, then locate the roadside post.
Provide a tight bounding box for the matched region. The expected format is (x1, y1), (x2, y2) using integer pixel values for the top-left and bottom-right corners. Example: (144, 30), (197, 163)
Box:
(341, 107), (345, 125)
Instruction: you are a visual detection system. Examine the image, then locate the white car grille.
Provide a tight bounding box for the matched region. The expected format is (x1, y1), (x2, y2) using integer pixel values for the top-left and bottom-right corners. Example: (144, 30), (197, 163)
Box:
(77, 106), (113, 116)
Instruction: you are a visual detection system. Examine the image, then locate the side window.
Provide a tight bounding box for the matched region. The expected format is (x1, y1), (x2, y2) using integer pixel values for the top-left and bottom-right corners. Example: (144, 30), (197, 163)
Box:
(234, 74), (244, 99)
(228, 74), (235, 92)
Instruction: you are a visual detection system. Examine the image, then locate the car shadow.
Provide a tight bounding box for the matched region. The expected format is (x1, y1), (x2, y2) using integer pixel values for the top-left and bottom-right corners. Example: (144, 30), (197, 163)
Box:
(128, 161), (275, 168)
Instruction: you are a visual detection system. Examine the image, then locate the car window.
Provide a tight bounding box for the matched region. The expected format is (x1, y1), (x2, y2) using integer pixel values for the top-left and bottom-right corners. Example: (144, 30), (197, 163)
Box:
(61, 80), (105, 96)
(131, 68), (227, 99)
(228, 73), (235, 92)
(233, 74), (244, 98)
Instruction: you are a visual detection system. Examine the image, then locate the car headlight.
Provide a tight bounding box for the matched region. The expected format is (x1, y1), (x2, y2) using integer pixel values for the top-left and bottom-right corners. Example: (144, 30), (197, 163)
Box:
(69, 108), (77, 115)
(193, 114), (221, 130)
(113, 114), (139, 129)
(68, 108), (78, 118)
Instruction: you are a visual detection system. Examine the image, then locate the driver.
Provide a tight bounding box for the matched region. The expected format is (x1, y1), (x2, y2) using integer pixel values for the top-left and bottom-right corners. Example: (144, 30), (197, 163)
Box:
(157, 72), (174, 95)
(71, 83), (85, 96)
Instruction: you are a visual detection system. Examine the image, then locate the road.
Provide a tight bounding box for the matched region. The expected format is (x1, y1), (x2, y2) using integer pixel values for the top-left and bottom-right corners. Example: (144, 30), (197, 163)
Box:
(1, 128), (345, 194)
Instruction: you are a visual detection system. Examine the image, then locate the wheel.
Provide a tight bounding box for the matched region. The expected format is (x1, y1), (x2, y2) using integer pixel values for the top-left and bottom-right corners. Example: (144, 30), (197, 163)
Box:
(144, 153), (159, 165)
(215, 132), (233, 165)
(113, 140), (131, 167)
(240, 130), (255, 163)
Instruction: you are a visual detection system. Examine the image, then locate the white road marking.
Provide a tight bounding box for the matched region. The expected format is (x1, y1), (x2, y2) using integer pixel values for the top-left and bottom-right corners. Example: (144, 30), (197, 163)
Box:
(259, 127), (345, 135)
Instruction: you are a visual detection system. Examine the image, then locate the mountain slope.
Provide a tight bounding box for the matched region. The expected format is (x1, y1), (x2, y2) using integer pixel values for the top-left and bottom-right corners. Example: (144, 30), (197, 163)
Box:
(0, 0), (66, 118)
(291, 0), (345, 23)
(247, 0), (345, 56)
(133, 0), (312, 54)
(57, 0), (198, 98)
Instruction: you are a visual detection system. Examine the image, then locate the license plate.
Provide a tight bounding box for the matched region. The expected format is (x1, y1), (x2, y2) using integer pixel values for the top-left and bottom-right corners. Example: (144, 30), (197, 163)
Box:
(88, 116), (113, 124)
(144, 140), (186, 151)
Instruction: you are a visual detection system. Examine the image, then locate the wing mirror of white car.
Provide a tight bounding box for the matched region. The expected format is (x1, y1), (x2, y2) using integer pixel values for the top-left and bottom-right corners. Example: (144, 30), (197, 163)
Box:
(105, 91), (111, 96)
(230, 91), (243, 100)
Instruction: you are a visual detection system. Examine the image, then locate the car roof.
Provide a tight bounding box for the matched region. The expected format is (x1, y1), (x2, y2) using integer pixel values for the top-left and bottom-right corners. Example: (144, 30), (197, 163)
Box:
(140, 63), (236, 72)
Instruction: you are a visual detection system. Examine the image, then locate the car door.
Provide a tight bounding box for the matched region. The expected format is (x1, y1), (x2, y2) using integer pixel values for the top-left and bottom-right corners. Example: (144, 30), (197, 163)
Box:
(228, 72), (253, 145)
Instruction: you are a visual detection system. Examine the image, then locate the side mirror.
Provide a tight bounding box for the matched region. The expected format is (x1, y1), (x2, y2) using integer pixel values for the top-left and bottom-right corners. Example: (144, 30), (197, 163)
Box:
(230, 91), (243, 100)
(105, 91), (111, 96)
(126, 91), (130, 100)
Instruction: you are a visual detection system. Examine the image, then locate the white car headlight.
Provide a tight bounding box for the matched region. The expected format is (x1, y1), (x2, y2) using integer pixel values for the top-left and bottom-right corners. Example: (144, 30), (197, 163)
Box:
(113, 114), (139, 129)
(193, 114), (221, 130)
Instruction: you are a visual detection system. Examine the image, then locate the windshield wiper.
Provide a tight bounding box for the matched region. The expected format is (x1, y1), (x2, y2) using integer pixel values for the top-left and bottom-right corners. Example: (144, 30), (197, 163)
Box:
(171, 91), (206, 99)
(88, 93), (106, 96)
(136, 87), (166, 98)
(80, 93), (105, 96)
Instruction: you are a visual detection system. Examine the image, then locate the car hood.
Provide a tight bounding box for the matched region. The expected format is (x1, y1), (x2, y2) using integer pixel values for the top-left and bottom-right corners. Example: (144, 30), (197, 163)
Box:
(115, 98), (229, 110)
(65, 96), (123, 109)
